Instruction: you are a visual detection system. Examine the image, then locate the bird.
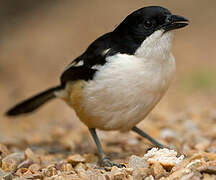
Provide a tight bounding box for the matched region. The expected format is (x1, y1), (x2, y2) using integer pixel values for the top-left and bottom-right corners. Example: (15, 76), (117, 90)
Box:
(5, 6), (189, 167)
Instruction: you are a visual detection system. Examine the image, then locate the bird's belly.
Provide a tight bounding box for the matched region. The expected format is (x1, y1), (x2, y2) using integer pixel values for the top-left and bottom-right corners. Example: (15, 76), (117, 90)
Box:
(62, 81), (165, 131)
(61, 54), (175, 131)
(83, 82), (166, 130)
(82, 88), (164, 131)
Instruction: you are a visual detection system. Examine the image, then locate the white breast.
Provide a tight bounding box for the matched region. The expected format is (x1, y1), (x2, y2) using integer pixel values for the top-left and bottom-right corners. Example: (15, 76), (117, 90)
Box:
(60, 30), (176, 131)
(79, 31), (176, 131)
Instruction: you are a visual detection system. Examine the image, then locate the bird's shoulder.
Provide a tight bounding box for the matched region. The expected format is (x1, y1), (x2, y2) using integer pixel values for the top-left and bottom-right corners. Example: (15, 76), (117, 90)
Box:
(60, 32), (118, 85)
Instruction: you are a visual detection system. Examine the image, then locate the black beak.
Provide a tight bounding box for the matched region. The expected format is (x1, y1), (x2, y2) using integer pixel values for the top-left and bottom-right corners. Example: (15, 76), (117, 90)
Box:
(163, 15), (189, 32)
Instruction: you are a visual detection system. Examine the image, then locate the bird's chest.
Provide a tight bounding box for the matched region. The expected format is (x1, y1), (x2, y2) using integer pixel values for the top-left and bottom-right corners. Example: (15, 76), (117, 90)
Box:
(84, 54), (175, 103)
(72, 54), (175, 130)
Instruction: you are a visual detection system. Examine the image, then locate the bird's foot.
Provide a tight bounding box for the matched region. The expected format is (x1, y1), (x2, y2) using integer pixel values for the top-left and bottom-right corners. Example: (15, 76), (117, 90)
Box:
(100, 157), (126, 168)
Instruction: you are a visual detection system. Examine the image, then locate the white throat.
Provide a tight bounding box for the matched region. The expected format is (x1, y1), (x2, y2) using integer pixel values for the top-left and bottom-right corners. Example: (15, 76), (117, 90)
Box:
(135, 30), (174, 60)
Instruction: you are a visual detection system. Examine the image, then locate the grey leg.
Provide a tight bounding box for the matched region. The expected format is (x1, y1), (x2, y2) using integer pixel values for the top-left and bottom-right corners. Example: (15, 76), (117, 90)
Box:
(132, 126), (164, 148)
(89, 128), (125, 168)
(89, 128), (106, 158)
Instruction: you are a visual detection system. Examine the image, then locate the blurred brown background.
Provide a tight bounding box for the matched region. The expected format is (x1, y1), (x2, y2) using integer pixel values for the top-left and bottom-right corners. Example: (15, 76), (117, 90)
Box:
(0, 0), (216, 148)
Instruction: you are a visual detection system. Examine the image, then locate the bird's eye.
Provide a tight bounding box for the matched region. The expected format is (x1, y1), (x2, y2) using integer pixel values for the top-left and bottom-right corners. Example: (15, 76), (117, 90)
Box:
(144, 20), (153, 29)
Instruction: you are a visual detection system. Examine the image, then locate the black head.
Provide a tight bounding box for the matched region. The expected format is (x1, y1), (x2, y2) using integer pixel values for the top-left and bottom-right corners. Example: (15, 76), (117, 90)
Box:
(113, 6), (189, 44)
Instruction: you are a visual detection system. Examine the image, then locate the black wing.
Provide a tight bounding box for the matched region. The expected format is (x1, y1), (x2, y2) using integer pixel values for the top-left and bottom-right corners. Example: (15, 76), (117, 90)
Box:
(60, 32), (117, 86)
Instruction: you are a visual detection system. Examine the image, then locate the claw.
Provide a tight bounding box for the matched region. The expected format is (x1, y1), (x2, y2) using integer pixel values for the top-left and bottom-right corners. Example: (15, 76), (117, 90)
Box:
(100, 157), (126, 168)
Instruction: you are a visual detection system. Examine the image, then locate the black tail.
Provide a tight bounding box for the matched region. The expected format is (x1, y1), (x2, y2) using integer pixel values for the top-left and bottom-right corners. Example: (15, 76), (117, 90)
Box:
(6, 86), (63, 116)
